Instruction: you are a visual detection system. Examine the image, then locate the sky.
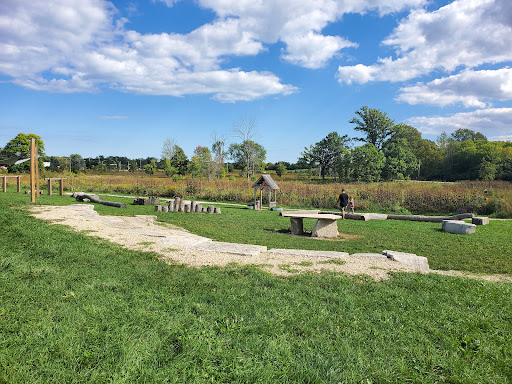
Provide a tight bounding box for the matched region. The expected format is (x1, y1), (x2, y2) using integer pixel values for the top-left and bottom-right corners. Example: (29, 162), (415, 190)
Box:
(1, 0), (511, 163)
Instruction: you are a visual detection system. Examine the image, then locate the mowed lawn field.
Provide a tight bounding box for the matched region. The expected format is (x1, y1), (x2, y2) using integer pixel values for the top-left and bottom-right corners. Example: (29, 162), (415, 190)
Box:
(1, 191), (511, 383)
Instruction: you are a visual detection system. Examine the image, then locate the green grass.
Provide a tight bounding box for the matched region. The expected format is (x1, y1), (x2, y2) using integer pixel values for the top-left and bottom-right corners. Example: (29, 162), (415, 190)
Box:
(1, 190), (512, 382)
(6, 189), (512, 275)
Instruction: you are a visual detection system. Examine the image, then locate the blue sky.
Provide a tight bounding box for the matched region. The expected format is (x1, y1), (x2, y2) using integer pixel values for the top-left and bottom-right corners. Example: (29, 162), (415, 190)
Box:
(1, 0), (511, 163)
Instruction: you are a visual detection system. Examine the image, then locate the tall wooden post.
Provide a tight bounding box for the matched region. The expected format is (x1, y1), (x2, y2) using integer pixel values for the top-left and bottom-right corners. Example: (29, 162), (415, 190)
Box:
(47, 178), (52, 196)
(17, 175), (21, 192)
(2, 175), (5, 193)
(59, 178), (64, 196)
(30, 138), (36, 202)
(35, 146), (39, 195)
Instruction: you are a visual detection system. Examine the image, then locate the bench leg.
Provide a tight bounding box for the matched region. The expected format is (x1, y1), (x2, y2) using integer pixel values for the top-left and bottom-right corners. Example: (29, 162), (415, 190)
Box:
(312, 219), (339, 238)
(290, 218), (304, 235)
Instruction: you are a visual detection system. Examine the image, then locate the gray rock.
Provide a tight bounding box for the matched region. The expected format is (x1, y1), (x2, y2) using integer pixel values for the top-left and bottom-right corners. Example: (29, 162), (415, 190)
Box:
(268, 248), (349, 258)
(311, 219), (339, 238)
(184, 204), (190, 213)
(214, 207), (221, 214)
(472, 217), (489, 225)
(155, 205), (162, 212)
(195, 204), (202, 213)
(290, 217), (304, 235)
(207, 205), (214, 214)
(442, 220), (476, 234)
(168, 200), (175, 212)
(382, 250), (430, 272)
(162, 206), (169, 212)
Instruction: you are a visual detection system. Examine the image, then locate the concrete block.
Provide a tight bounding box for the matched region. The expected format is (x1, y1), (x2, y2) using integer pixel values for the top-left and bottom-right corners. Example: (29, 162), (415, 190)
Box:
(472, 217), (489, 225)
(155, 205), (162, 212)
(168, 200), (175, 212)
(290, 218), (304, 235)
(442, 220), (476, 234)
(311, 219), (339, 238)
(214, 207), (221, 214)
(207, 205), (214, 214)
(382, 250), (430, 272)
(162, 206), (169, 212)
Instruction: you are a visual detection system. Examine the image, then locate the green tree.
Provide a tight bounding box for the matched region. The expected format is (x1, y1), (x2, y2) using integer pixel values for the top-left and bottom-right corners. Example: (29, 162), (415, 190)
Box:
(301, 132), (349, 180)
(163, 158), (176, 177)
(170, 146), (189, 175)
(450, 129), (487, 142)
(144, 159), (157, 175)
(129, 159), (137, 172)
(382, 138), (418, 180)
(350, 144), (385, 182)
(1, 133), (45, 173)
(189, 146), (214, 180)
(228, 140), (266, 180)
(69, 154), (85, 173)
(275, 162), (287, 177)
(349, 106), (395, 150)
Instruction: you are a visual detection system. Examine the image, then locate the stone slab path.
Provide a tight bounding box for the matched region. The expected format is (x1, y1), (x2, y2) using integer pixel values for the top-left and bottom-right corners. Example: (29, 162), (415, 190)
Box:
(29, 204), (511, 282)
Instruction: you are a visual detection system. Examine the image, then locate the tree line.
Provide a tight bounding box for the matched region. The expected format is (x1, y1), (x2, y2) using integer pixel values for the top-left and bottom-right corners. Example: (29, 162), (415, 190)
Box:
(301, 106), (512, 182)
(1, 108), (511, 182)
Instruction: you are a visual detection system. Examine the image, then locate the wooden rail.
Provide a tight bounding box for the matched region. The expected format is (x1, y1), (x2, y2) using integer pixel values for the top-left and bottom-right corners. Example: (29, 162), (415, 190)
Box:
(44, 178), (68, 196)
(2, 175), (22, 193)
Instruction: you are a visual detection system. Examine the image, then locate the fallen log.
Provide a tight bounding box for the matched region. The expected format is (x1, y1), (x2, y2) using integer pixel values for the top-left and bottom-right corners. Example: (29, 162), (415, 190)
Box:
(74, 192), (126, 208)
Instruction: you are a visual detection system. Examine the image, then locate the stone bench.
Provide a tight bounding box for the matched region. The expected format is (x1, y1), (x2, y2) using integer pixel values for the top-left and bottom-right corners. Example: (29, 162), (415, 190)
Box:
(442, 220), (476, 235)
(472, 217), (489, 225)
(280, 212), (341, 238)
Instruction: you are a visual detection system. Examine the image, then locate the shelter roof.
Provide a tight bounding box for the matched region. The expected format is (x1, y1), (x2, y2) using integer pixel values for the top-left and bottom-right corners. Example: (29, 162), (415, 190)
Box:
(252, 174), (280, 190)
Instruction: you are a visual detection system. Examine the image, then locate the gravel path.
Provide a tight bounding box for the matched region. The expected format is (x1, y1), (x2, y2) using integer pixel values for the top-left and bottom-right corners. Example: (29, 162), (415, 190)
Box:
(29, 204), (511, 282)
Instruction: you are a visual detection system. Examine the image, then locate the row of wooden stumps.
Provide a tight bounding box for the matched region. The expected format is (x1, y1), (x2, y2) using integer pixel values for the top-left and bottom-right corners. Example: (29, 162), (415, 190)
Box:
(155, 197), (221, 214)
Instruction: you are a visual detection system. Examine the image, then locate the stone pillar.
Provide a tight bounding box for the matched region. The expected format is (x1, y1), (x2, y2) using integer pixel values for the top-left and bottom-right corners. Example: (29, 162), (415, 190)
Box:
(184, 204), (190, 213)
(155, 205), (162, 212)
(168, 200), (175, 212)
(207, 205), (214, 214)
(195, 204), (202, 213)
(311, 219), (339, 238)
(214, 207), (221, 214)
(191, 201), (196, 212)
(290, 218), (304, 235)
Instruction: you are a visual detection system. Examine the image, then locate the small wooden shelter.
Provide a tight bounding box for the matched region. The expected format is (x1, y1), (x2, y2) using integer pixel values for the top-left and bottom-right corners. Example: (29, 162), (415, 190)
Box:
(252, 174), (279, 210)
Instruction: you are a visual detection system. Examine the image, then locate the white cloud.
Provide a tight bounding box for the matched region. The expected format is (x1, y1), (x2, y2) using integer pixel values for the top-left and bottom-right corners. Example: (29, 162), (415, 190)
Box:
(0, 0), (428, 100)
(396, 68), (512, 108)
(337, 0), (512, 84)
(407, 108), (512, 137)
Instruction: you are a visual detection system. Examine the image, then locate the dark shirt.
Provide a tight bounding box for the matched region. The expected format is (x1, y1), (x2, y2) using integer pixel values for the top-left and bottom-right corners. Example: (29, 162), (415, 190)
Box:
(339, 192), (349, 207)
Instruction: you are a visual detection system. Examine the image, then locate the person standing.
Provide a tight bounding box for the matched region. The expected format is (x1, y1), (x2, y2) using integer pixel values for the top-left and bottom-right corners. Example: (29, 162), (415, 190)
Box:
(337, 188), (349, 219)
(349, 196), (355, 213)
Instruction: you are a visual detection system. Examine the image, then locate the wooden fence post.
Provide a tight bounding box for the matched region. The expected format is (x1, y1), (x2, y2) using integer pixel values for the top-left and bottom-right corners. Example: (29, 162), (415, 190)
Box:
(17, 175), (21, 192)
(30, 138), (36, 202)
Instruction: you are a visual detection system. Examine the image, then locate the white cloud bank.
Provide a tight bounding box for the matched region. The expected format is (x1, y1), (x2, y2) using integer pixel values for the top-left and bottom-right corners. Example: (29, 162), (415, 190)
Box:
(337, 0), (512, 108)
(408, 108), (512, 139)
(0, 0), (426, 101)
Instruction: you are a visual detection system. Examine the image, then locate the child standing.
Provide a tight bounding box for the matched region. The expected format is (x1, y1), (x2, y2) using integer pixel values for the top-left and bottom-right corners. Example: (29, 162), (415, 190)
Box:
(349, 196), (355, 213)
